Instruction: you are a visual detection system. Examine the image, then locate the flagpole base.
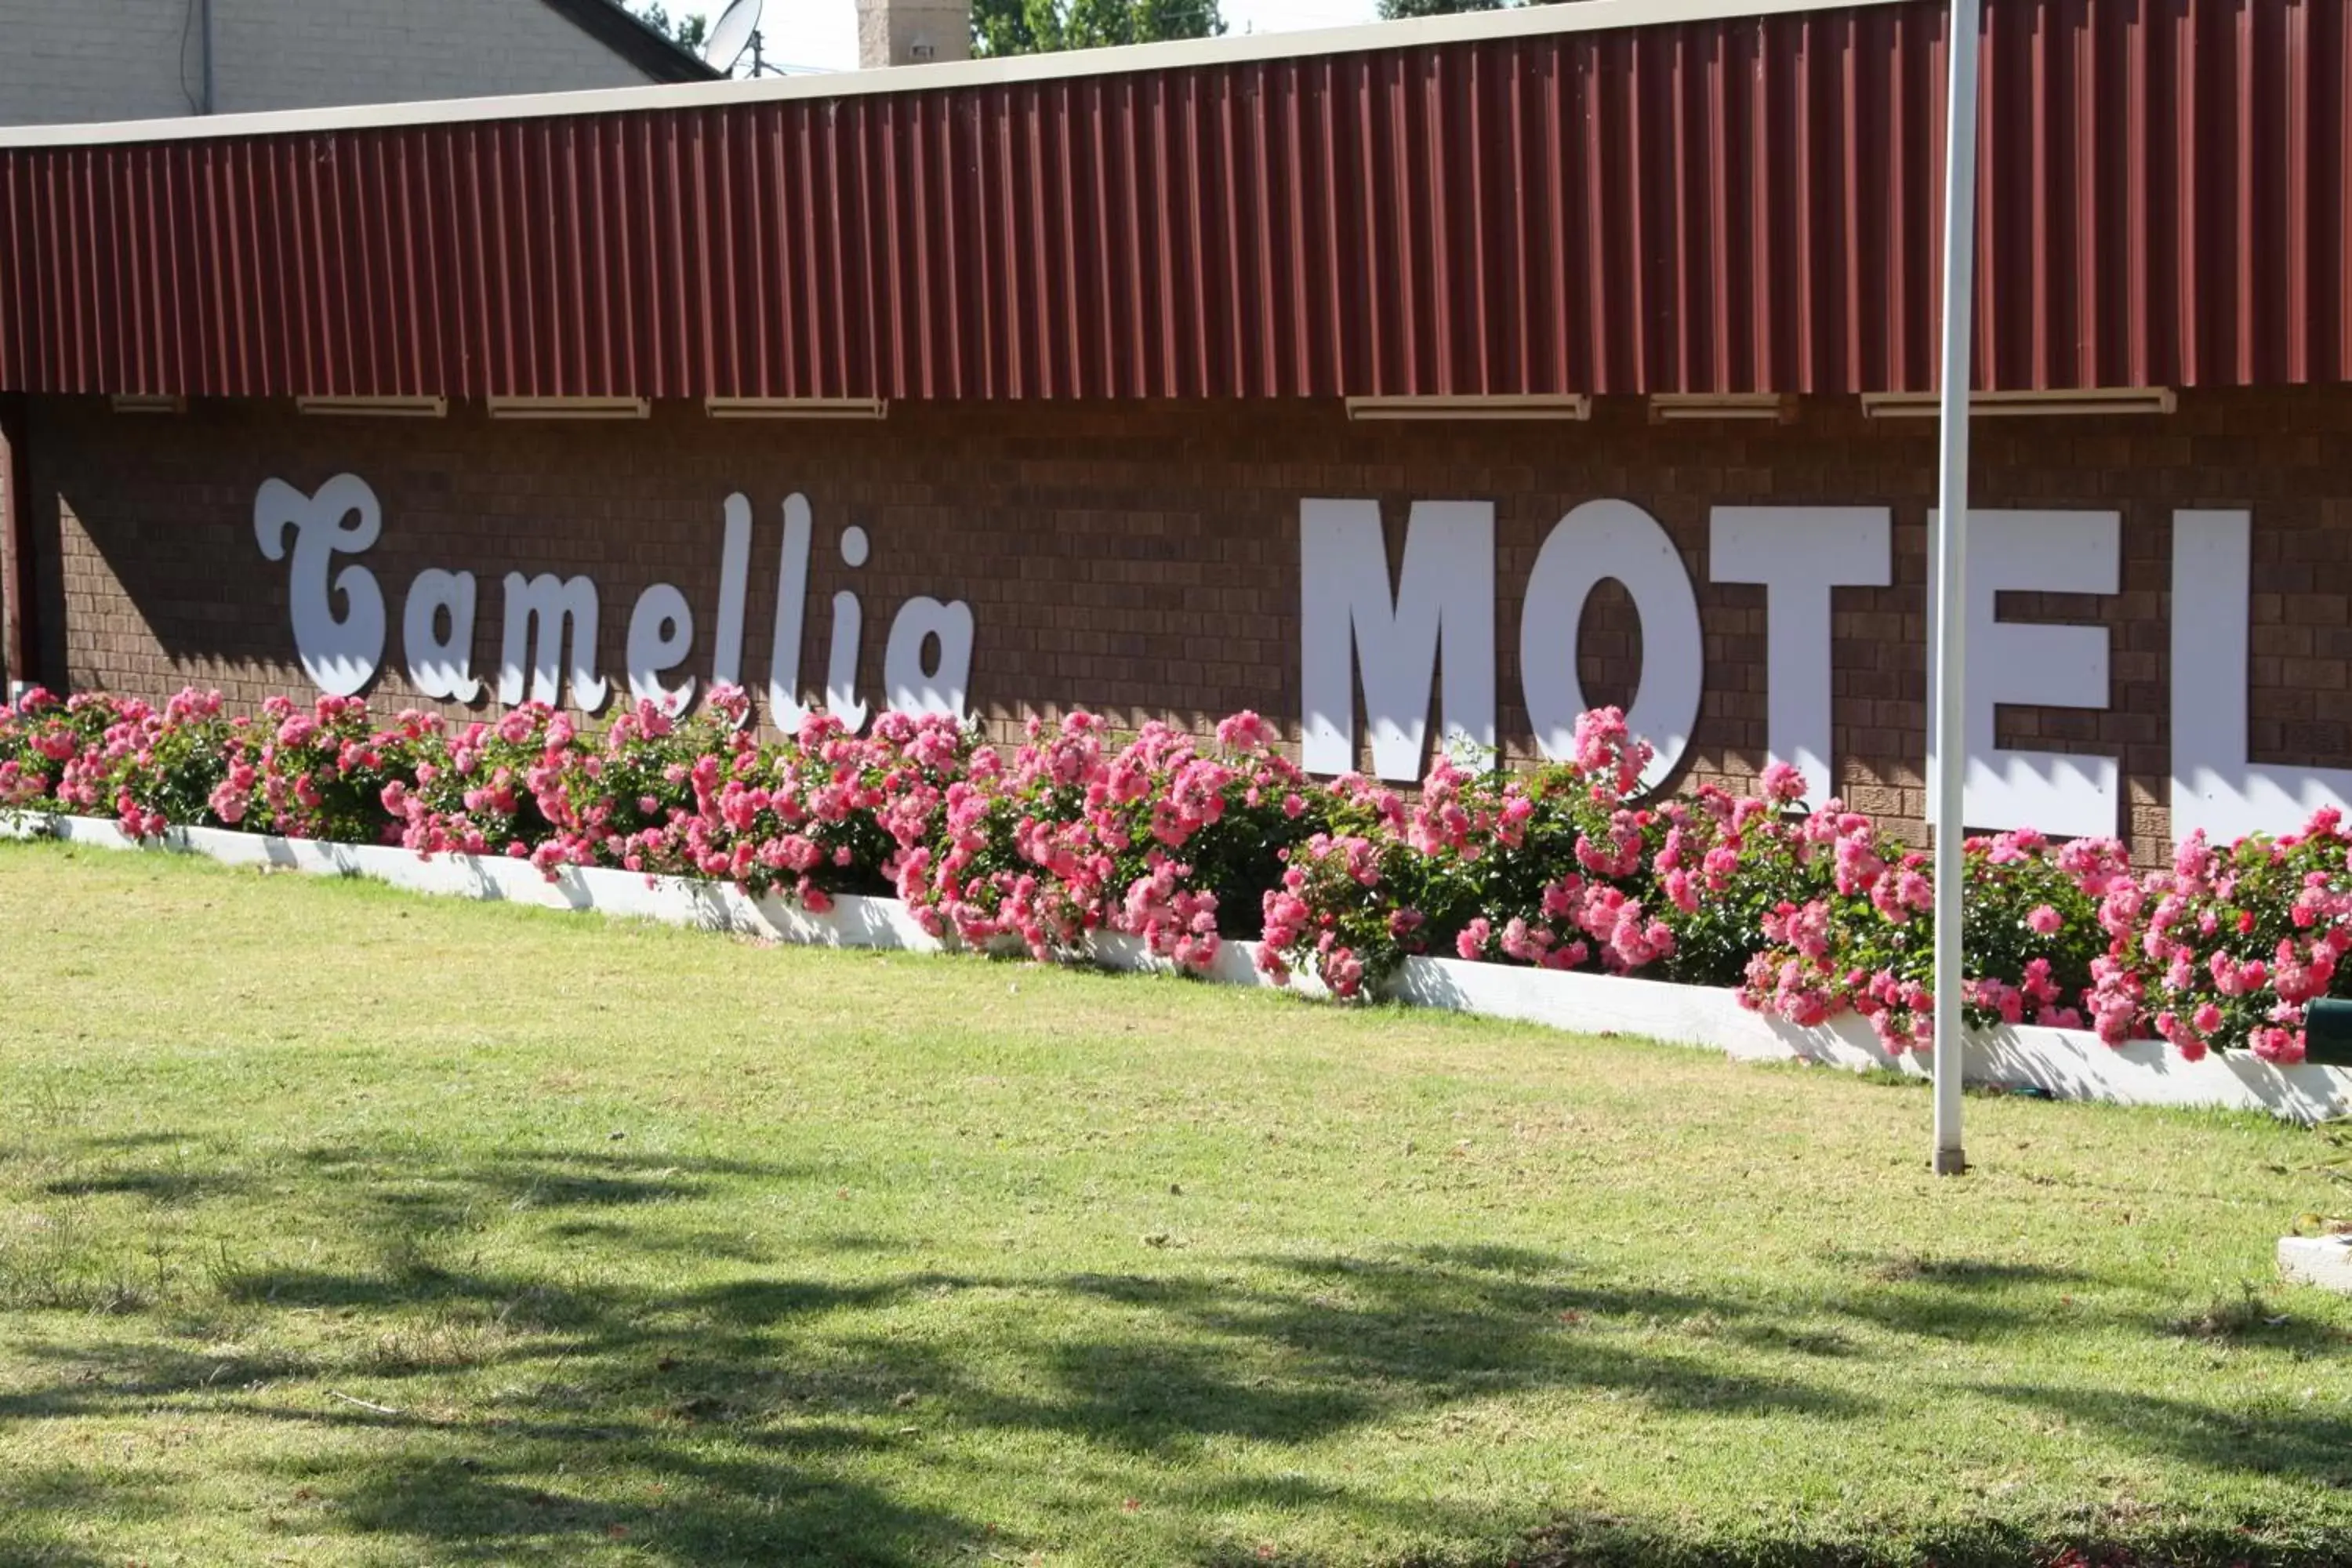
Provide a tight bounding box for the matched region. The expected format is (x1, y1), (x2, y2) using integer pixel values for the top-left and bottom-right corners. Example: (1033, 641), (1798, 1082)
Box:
(1933, 1149), (1969, 1177)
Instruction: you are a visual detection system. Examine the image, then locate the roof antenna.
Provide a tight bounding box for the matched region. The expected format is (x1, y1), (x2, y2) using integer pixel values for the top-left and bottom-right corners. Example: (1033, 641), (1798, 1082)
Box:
(703, 0), (768, 77)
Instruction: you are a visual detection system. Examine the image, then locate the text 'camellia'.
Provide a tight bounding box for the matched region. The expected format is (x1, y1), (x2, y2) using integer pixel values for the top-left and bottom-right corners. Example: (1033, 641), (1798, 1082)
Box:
(252, 474), (975, 729)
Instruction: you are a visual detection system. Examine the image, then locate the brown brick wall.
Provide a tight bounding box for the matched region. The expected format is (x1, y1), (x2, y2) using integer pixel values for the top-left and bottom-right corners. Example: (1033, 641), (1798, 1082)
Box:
(19, 387), (2352, 863)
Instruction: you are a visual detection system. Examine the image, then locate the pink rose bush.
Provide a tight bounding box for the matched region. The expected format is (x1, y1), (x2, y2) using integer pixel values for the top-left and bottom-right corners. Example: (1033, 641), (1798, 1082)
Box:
(8, 684), (2352, 1064)
(1259, 710), (1672, 996)
(898, 709), (1316, 968)
(2122, 814), (2352, 1066)
(1719, 816), (2117, 1056)
(380, 690), (978, 904)
(1256, 772), (1424, 998)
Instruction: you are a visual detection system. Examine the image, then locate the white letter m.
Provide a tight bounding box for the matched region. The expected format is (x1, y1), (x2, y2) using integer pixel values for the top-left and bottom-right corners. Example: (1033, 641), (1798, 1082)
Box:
(499, 572), (608, 711)
(1299, 499), (1494, 781)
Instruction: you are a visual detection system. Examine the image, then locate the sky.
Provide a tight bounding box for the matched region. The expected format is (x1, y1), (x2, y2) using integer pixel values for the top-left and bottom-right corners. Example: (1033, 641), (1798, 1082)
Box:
(661, 0), (1382, 75)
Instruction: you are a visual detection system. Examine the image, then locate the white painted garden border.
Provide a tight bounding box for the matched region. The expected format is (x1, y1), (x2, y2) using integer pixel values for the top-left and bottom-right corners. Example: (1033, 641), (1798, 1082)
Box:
(9, 811), (2348, 1123)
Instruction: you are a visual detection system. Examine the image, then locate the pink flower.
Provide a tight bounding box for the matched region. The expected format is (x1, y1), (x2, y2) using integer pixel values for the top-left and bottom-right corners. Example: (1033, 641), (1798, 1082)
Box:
(2025, 904), (2063, 936)
(1215, 711), (1272, 751)
(1456, 918), (1492, 960)
(2252, 1025), (2307, 1065)
(1324, 946), (1367, 999)
(1758, 760), (1806, 805)
(2155, 1011), (2211, 1062)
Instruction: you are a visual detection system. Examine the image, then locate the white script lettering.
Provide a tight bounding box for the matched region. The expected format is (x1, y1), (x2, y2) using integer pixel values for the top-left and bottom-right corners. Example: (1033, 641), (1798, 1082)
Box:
(254, 477), (971, 731)
(499, 572), (608, 712)
(402, 568), (481, 702)
(253, 474), (386, 698)
(626, 582), (698, 712)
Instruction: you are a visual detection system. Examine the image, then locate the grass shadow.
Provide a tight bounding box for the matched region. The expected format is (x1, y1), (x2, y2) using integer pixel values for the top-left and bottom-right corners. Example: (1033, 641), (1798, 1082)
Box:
(1981, 1382), (2352, 1490)
(1515, 1511), (2352, 1568)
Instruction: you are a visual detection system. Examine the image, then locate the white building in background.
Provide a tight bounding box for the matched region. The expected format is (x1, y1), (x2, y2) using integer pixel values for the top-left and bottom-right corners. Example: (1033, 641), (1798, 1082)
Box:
(0, 0), (714, 128)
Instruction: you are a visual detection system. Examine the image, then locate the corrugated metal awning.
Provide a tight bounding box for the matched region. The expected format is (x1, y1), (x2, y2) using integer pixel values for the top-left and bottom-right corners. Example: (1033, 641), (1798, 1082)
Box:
(2, 0), (2346, 402)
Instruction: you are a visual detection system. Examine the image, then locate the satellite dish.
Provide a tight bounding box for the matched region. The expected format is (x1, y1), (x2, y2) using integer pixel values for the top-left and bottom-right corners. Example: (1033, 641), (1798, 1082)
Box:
(704, 0), (763, 74)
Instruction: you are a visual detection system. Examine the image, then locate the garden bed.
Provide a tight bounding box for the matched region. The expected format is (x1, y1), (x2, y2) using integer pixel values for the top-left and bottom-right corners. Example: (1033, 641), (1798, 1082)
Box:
(13, 685), (2352, 1105)
(13, 809), (2347, 1123)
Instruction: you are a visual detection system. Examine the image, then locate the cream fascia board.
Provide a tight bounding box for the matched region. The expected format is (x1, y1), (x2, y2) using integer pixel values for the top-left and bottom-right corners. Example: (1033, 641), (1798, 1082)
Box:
(1862, 387), (2178, 419)
(486, 396), (651, 420)
(1345, 394), (1592, 423)
(1649, 392), (1794, 422)
(703, 397), (888, 420)
(296, 395), (448, 418)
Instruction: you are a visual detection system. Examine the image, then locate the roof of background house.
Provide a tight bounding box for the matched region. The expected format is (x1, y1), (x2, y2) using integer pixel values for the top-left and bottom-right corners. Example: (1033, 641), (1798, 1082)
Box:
(542, 0), (725, 85)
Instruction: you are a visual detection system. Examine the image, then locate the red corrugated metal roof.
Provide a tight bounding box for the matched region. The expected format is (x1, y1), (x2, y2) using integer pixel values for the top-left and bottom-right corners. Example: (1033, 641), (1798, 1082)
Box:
(2, 0), (2346, 401)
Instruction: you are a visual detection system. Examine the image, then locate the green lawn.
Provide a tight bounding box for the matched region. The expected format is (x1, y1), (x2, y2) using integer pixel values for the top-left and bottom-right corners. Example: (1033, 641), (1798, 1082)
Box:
(2, 840), (2350, 1567)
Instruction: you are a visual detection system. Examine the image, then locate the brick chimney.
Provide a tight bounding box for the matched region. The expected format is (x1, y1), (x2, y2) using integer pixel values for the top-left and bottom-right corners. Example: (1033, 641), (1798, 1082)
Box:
(856, 0), (971, 68)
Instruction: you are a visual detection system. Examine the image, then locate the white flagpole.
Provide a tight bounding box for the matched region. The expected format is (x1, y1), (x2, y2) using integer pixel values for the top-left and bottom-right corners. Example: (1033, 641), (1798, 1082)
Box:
(1931, 0), (1982, 1178)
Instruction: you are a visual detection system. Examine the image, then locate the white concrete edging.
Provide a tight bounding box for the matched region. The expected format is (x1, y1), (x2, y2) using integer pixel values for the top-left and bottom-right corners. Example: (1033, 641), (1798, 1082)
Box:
(9, 811), (2349, 1122)
(2279, 1234), (2352, 1292)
